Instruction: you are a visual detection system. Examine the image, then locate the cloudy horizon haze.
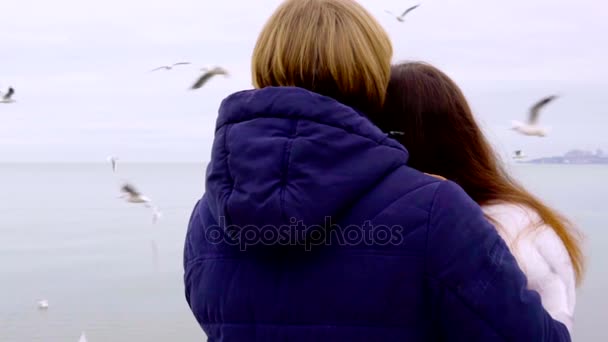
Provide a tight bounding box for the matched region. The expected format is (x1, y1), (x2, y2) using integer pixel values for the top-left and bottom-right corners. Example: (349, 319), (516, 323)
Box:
(1, 0), (606, 162)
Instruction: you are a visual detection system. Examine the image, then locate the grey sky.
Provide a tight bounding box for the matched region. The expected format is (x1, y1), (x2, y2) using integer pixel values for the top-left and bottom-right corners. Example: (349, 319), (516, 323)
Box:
(0, 0), (606, 162)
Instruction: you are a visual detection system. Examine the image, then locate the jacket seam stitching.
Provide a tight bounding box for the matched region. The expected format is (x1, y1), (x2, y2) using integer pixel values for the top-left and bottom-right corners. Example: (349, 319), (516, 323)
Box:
(185, 252), (425, 265)
(216, 116), (404, 154)
(279, 120), (299, 222)
(223, 124), (234, 225)
(426, 182), (508, 339)
(425, 260), (507, 339)
(425, 181), (443, 278)
(369, 180), (441, 222)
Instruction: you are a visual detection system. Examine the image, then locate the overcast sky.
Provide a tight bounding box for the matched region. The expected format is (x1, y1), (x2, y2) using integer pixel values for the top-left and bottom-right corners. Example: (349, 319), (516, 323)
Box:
(0, 0), (606, 162)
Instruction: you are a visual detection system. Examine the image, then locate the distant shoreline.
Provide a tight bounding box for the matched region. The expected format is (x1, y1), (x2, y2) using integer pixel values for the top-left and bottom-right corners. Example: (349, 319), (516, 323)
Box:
(518, 149), (608, 165)
(521, 159), (608, 165)
(522, 158), (608, 165)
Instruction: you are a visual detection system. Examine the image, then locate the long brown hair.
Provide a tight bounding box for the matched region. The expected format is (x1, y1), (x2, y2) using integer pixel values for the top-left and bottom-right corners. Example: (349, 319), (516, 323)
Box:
(375, 61), (584, 285)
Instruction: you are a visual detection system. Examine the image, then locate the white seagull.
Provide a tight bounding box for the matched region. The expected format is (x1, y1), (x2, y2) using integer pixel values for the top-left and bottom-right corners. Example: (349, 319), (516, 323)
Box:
(190, 66), (229, 90)
(150, 62), (191, 72)
(78, 332), (87, 342)
(512, 95), (558, 137)
(513, 150), (526, 160)
(107, 156), (119, 173)
(0, 87), (15, 104)
(120, 182), (162, 223)
(37, 299), (49, 310)
(386, 4), (420, 22)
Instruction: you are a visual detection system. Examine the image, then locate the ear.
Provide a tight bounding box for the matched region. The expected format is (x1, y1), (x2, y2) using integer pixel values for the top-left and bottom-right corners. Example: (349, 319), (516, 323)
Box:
(424, 173), (446, 181)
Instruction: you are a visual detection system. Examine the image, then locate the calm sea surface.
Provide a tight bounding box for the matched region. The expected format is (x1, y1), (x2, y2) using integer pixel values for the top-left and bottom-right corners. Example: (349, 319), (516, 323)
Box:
(0, 163), (606, 341)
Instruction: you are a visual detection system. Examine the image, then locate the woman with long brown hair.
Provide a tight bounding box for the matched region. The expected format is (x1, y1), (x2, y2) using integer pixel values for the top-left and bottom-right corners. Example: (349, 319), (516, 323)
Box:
(376, 61), (585, 333)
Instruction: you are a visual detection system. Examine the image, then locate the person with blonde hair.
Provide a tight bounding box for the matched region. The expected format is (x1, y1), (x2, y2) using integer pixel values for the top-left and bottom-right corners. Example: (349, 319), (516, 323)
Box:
(183, 0), (571, 340)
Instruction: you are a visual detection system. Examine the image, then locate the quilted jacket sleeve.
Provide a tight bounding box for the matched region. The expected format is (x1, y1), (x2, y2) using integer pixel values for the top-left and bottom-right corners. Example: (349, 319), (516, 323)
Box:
(426, 180), (570, 341)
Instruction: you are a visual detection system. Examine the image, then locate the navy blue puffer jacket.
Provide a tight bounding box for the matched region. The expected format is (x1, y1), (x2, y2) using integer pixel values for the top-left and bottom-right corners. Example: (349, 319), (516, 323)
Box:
(184, 86), (570, 341)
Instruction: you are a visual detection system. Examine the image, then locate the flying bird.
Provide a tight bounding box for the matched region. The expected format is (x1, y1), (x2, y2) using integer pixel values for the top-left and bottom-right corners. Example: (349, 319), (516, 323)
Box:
(37, 299), (49, 310)
(511, 95), (558, 137)
(190, 67), (229, 90)
(0, 87), (15, 104)
(513, 150), (526, 159)
(119, 182), (162, 223)
(107, 156), (119, 173)
(150, 62), (191, 72)
(385, 4), (420, 22)
(120, 183), (146, 203)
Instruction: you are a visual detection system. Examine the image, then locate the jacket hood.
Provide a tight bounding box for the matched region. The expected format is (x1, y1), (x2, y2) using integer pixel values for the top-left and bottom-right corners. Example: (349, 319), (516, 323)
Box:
(204, 87), (408, 248)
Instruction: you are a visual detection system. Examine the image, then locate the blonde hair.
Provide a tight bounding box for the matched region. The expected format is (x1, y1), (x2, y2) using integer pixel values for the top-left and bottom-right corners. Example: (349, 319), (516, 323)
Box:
(252, 0), (392, 113)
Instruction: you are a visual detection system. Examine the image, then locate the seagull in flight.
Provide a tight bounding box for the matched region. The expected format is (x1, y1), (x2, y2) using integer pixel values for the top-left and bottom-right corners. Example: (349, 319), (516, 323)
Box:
(120, 182), (162, 223)
(513, 150), (526, 160)
(0, 87), (15, 104)
(107, 156), (119, 173)
(190, 66), (229, 90)
(37, 299), (49, 310)
(511, 95), (558, 137)
(386, 4), (420, 22)
(150, 62), (191, 72)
